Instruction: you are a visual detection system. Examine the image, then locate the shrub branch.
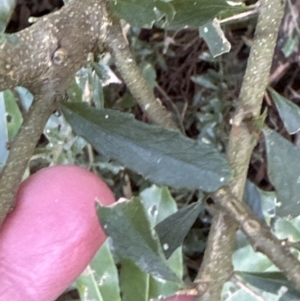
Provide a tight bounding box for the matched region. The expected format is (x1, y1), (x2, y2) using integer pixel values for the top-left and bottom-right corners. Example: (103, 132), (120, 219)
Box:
(0, 0), (177, 225)
(195, 0), (288, 299)
(0, 0), (110, 224)
(105, 17), (178, 129)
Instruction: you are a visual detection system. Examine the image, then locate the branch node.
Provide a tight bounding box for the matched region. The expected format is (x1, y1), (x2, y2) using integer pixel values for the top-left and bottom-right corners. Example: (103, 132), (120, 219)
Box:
(242, 219), (261, 236)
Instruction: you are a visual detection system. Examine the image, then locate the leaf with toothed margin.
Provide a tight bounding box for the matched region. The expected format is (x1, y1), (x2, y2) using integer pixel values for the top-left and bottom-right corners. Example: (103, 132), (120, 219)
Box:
(61, 102), (232, 192)
(96, 198), (181, 283)
(263, 128), (300, 218)
(155, 201), (204, 259)
(269, 87), (300, 135)
(109, 0), (242, 30)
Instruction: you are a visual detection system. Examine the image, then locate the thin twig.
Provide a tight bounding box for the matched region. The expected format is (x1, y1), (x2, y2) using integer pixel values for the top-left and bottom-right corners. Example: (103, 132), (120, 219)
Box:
(0, 0), (110, 224)
(105, 18), (178, 130)
(195, 0), (287, 299)
(215, 188), (300, 290)
(231, 275), (268, 301)
(0, 95), (58, 224)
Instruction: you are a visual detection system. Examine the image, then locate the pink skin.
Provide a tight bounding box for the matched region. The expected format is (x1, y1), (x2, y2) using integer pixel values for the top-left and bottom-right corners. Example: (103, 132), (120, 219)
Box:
(160, 295), (195, 301)
(0, 165), (115, 301)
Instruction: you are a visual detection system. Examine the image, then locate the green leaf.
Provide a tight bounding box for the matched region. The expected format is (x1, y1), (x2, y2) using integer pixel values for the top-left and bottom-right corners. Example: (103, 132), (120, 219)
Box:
(90, 71), (104, 109)
(166, 0), (239, 30)
(120, 256), (182, 301)
(76, 241), (121, 301)
(243, 181), (264, 221)
(154, 1), (176, 27)
(140, 186), (183, 297)
(67, 80), (83, 102)
(141, 62), (157, 89)
(92, 62), (110, 82)
(61, 102), (231, 192)
(119, 258), (150, 301)
(263, 128), (300, 218)
(0, 89), (23, 169)
(155, 201), (203, 259)
(117, 93), (137, 109)
(15, 86), (33, 110)
(140, 186), (178, 227)
(110, 0), (241, 30)
(0, 92), (9, 167)
(274, 218), (300, 242)
(0, 0), (15, 33)
(119, 187), (184, 301)
(4, 89), (23, 140)
(238, 272), (300, 301)
(191, 74), (218, 90)
(258, 189), (277, 225)
(281, 35), (299, 58)
(199, 19), (231, 58)
(269, 87), (300, 134)
(96, 198), (180, 282)
(233, 245), (273, 273)
(110, 0), (157, 29)
(76, 268), (104, 301)
(120, 257), (182, 301)
(224, 288), (272, 301)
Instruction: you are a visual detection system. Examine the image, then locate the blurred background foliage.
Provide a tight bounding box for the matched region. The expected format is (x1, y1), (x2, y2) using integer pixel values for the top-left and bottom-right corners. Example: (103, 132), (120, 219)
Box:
(1, 0), (300, 300)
